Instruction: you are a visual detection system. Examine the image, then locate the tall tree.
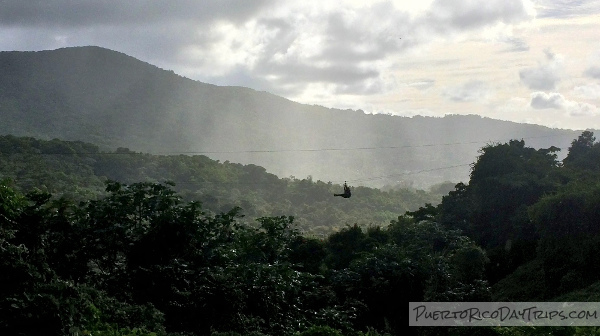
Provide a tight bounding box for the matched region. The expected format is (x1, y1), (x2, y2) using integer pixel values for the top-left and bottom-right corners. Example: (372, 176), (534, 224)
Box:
(563, 131), (600, 171)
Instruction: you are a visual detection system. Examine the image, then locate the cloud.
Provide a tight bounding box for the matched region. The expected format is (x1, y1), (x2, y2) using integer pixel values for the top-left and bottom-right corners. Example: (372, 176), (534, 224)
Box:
(530, 91), (600, 116)
(0, 0), (538, 99)
(424, 0), (533, 32)
(333, 80), (386, 95)
(406, 79), (436, 90)
(443, 80), (491, 102)
(0, 0), (275, 28)
(530, 92), (565, 109)
(184, 1), (414, 96)
(500, 37), (530, 52)
(566, 101), (600, 116)
(573, 83), (600, 99)
(519, 49), (563, 90)
(536, 0), (600, 18)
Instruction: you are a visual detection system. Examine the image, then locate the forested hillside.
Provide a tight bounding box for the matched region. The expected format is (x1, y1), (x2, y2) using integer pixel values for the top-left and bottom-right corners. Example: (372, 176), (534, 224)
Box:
(0, 46), (587, 188)
(2, 131), (600, 335)
(435, 131), (600, 304)
(0, 135), (446, 235)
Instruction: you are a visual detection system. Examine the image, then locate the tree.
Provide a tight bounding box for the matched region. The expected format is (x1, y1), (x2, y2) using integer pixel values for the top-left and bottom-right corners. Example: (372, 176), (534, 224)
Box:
(530, 182), (600, 296)
(436, 140), (561, 283)
(564, 131), (595, 164)
(563, 131), (600, 171)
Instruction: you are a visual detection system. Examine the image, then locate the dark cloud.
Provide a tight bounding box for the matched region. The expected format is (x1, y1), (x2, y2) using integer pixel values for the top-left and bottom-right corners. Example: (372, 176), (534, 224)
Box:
(530, 91), (599, 116)
(530, 92), (564, 109)
(0, 0), (276, 73)
(0, 0), (274, 28)
(519, 66), (560, 90)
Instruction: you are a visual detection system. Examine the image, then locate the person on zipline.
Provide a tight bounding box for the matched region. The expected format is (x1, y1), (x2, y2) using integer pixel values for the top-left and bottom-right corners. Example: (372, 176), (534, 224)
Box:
(334, 181), (352, 198)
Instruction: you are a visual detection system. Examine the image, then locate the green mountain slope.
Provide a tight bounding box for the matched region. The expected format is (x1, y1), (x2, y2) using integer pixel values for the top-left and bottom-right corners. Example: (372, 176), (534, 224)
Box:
(0, 46), (586, 187)
(0, 135), (443, 234)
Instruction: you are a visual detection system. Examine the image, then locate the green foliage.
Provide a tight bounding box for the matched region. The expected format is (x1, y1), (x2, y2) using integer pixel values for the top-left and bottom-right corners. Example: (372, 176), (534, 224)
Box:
(494, 326), (576, 336)
(530, 182), (600, 296)
(563, 131), (600, 170)
(5, 126), (600, 335)
(324, 219), (490, 334)
(0, 178), (491, 335)
(0, 135), (442, 235)
(297, 325), (343, 336)
(468, 139), (559, 248)
(436, 131), (600, 304)
(519, 133), (600, 297)
(491, 259), (545, 301)
(438, 139), (561, 283)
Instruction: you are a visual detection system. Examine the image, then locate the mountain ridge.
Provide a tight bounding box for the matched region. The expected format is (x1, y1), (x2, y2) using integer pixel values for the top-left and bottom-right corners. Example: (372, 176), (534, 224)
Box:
(0, 46), (588, 187)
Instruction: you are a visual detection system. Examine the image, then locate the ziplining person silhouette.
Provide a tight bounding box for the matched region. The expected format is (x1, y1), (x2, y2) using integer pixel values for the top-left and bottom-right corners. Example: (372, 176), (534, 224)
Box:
(334, 181), (352, 198)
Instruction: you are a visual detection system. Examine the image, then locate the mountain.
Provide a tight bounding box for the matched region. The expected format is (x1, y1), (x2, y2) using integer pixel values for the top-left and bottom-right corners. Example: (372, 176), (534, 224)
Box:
(0, 46), (587, 187)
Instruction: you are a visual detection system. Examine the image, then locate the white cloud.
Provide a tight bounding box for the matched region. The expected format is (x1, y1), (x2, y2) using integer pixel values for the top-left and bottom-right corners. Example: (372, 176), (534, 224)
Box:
(565, 101), (599, 116)
(573, 83), (600, 99)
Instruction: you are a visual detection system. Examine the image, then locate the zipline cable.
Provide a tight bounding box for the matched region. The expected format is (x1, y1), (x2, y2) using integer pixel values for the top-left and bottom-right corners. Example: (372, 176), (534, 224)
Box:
(146, 162), (474, 186)
(343, 163), (472, 183)
(4, 133), (574, 156)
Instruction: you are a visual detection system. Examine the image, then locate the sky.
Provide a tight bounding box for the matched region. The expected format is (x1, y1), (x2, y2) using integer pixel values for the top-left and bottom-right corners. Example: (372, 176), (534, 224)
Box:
(1, 0), (600, 130)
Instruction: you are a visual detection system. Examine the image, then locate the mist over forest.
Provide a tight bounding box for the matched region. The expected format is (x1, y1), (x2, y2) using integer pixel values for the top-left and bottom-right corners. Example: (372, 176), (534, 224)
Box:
(0, 47), (591, 188)
(2, 47), (600, 336)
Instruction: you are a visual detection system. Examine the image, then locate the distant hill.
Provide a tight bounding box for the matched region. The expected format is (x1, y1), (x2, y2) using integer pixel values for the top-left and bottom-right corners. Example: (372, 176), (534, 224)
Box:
(0, 46), (587, 187)
(0, 135), (446, 234)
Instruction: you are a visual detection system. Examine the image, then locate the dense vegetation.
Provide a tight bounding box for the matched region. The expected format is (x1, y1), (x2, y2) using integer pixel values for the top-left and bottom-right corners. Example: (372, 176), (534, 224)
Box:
(0, 179), (487, 335)
(2, 131), (600, 335)
(437, 130), (600, 303)
(0, 46), (586, 188)
(0, 135), (446, 235)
